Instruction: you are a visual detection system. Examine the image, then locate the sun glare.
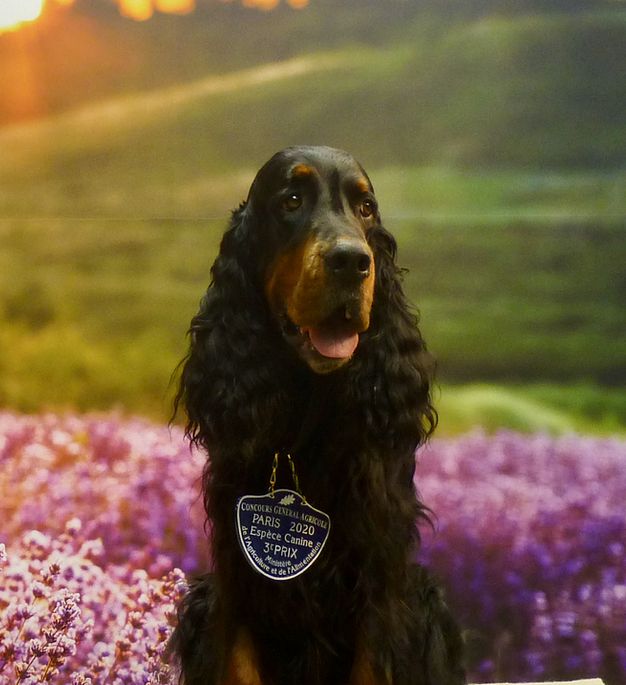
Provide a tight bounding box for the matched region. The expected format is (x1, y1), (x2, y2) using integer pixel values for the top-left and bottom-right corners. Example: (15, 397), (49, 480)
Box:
(0, 0), (308, 33)
(118, 0), (196, 21)
(0, 0), (45, 32)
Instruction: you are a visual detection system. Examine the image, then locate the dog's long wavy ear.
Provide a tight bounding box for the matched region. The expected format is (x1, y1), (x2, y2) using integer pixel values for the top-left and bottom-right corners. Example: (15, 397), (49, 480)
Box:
(173, 203), (282, 455)
(352, 223), (437, 452)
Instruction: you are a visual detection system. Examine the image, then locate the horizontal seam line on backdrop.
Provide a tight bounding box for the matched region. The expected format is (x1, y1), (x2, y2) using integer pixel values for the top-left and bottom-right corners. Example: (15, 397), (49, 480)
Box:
(1, 213), (625, 223)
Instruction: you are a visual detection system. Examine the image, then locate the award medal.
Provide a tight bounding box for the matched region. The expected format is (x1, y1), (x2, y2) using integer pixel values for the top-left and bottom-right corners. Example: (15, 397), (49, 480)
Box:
(236, 454), (331, 581)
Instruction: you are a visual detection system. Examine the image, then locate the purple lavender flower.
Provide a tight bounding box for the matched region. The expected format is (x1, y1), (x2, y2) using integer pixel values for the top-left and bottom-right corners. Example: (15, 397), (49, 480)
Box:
(416, 430), (626, 684)
(1, 519), (186, 684)
(0, 413), (206, 574)
(1, 414), (625, 683)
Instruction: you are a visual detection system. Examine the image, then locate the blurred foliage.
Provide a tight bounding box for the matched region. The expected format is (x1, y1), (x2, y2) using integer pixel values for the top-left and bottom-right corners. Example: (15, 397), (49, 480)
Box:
(392, 216), (624, 384)
(0, 187), (624, 429)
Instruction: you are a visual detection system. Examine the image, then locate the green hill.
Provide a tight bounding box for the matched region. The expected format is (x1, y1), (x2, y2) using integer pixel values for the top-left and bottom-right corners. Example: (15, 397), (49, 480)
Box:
(1, 0), (625, 168)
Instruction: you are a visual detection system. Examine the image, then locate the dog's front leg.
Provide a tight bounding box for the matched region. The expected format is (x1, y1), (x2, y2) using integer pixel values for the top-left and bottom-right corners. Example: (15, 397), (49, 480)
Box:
(349, 636), (391, 685)
(224, 629), (263, 685)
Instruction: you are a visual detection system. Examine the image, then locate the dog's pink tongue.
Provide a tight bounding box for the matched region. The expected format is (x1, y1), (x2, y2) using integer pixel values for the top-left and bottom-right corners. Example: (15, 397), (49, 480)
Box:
(307, 328), (359, 359)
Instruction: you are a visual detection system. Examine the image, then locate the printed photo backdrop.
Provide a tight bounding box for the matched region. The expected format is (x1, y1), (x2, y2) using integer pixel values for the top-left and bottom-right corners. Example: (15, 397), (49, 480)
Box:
(0, 1), (624, 683)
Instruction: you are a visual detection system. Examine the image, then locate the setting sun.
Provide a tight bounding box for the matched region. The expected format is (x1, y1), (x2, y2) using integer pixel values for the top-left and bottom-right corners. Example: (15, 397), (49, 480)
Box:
(0, 0), (45, 32)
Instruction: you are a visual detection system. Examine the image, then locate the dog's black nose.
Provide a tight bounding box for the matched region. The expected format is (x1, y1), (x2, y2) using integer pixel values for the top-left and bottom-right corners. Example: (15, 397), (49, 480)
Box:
(325, 242), (372, 281)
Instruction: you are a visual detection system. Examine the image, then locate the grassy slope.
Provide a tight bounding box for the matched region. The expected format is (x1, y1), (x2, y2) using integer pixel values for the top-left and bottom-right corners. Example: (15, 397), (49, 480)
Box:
(0, 7), (624, 431)
(2, 5), (625, 168)
(436, 384), (626, 435)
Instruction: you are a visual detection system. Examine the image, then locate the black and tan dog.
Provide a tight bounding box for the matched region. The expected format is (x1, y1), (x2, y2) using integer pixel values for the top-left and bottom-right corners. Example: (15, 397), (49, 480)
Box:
(171, 146), (465, 685)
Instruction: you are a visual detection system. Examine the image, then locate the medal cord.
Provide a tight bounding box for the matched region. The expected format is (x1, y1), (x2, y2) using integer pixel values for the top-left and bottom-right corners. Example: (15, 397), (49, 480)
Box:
(269, 452), (279, 496)
(287, 453), (306, 503)
(268, 452), (307, 503)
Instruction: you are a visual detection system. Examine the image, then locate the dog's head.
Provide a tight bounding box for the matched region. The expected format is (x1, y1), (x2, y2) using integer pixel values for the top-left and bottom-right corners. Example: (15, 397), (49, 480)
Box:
(242, 146), (378, 374)
(180, 146), (435, 450)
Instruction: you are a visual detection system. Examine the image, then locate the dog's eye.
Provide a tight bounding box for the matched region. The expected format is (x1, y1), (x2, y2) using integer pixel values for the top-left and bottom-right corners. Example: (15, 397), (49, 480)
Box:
(359, 199), (376, 218)
(283, 193), (302, 212)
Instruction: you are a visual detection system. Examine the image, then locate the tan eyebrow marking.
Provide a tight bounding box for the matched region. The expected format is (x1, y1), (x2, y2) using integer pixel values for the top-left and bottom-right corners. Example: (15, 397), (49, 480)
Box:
(291, 164), (315, 179)
(355, 177), (371, 194)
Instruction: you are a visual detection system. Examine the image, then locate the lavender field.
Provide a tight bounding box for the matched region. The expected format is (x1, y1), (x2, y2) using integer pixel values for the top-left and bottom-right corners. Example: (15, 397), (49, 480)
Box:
(1, 413), (624, 684)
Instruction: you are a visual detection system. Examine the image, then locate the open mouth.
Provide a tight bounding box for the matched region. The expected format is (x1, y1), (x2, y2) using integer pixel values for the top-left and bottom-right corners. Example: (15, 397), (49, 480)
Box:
(280, 307), (364, 368)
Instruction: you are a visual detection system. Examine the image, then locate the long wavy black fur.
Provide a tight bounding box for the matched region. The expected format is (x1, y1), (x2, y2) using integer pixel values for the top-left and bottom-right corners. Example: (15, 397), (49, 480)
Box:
(170, 182), (465, 684)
